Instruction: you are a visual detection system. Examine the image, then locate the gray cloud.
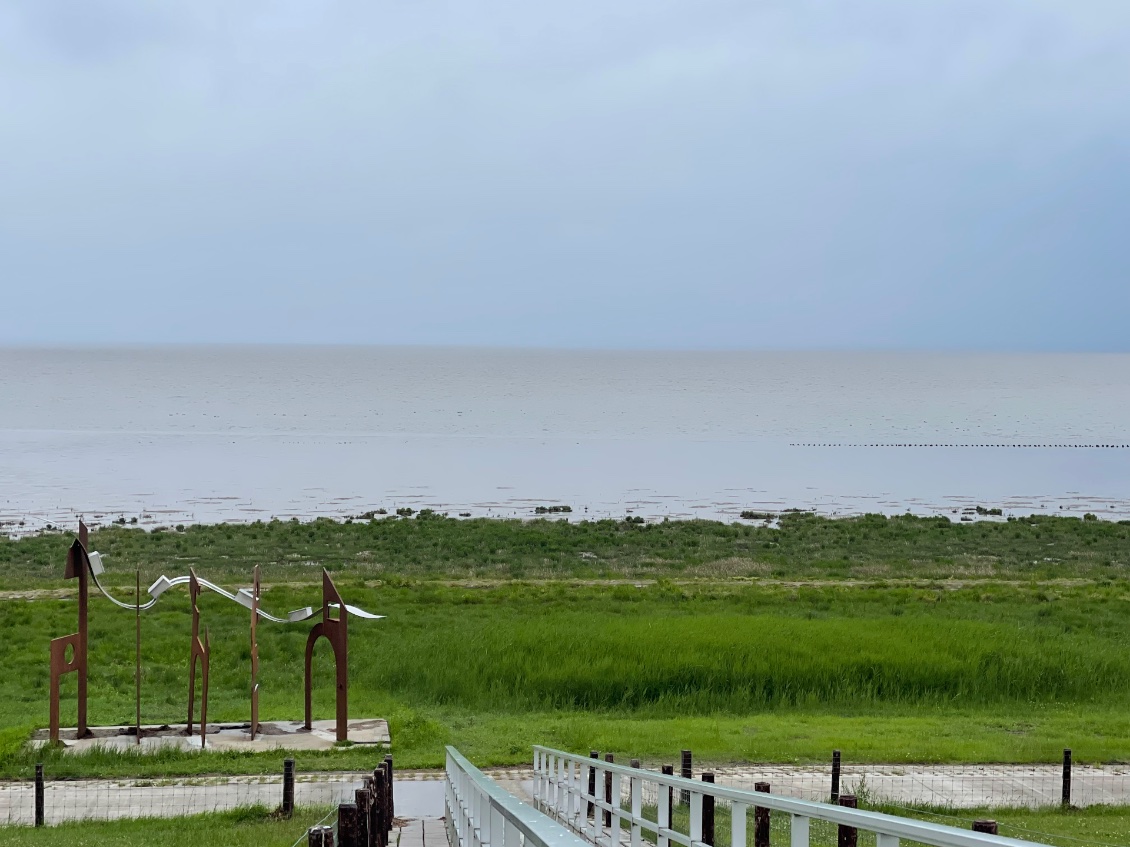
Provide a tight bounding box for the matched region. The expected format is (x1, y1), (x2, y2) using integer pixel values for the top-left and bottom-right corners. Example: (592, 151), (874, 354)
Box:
(1, 1), (1128, 348)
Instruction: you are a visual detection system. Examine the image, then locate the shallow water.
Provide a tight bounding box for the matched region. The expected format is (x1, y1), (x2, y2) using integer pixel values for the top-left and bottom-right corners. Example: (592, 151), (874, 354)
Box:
(2, 347), (1129, 534)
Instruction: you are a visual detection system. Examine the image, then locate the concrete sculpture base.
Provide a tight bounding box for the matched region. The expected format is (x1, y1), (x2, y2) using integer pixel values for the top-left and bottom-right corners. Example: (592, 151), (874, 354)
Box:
(30, 718), (389, 753)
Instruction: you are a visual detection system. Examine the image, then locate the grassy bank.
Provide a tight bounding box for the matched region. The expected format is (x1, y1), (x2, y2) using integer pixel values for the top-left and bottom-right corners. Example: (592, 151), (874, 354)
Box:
(0, 570), (1128, 775)
(2, 513), (1130, 587)
(0, 807), (328, 846)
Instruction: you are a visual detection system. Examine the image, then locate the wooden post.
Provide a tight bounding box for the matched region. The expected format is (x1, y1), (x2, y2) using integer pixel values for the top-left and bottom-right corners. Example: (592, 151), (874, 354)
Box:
(385, 753), (395, 821)
(588, 751), (598, 820)
(681, 750), (692, 804)
(1062, 748), (1072, 808)
(661, 765), (674, 830)
(972, 820), (998, 835)
(831, 750), (841, 803)
(604, 753), (614, 827)
(373, 767), (388, 847)
(754, 781), (770, 847)
(702, 773), (715, 847)
(837, 795), (857, 847)
(339, 803), (360, 847)
(135, 568), (141, 745)
(309, 825), (325, 847)
(356, 786), (371, 847)
(322, 824), (336, 847)
(282, 758), (295, 818)
(34, 763), (44, 827)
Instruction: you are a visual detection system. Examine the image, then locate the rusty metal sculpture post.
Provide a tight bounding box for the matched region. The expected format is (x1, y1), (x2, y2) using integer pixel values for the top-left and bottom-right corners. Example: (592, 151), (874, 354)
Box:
(304, 569), (349, 742)
(49, 521), (92, 743)
(186, 568), (211, 747)
(250, 565), (261, 740)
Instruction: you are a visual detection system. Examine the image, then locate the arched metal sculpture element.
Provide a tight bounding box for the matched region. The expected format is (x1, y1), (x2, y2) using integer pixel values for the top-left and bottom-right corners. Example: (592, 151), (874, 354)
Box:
(304, 569), (349, 742)
(250, 565), (260, 740)
(186, 568), (211, 747)
(48, 522), (92, 743)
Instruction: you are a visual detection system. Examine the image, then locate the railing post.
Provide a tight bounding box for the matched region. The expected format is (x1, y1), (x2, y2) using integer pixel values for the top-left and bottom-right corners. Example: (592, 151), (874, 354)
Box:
(604, 754), (614, 828)
(791, 815), (810, 847)
(876, 835), (899, 847)
(588, 752), (598, 820)
(339, 803), (361, 847)
(681, 750), (693, 805)
(660, 765), (673, 847)
(837, 795), (857, 847)
(1062, 748), (1072, 808)
(34, 763), (44, 828)
(732, 799), (747, 847)
(630, 760), (642, 847)
(611, 767), (622, 846)
(973, 821), (999, 835)
(831, 750), (841, 804)
(283, 757), (296, 818)
(690, 786), (703, 846)
(702, 773), (715, 847)
(754, 781), (771, 847)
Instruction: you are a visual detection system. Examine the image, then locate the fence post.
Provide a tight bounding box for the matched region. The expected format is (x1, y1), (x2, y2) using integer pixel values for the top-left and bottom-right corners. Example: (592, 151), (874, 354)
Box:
(1062, 749), (1072, 808)
(604, 753), (614, 828)
(681, 750), (692, 804)
(385, 754), (395, 821)
(831, 750), (841, 804)
(702, 773), (715, 847)
(754, 782), (771, 847)
(309, 825), (326, 847)
(973, 820), (998, 835)
(339, 803), (361, 847)
(283, 757), (296, 818)
(322, 824), (336, 847)
(588, 752), (598, 820)
(34, 763), (44, 828)
(837, 795), (857, 847)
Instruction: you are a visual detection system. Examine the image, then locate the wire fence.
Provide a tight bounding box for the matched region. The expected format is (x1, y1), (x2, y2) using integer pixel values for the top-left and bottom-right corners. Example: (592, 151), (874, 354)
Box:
(0, 767), (370, 826)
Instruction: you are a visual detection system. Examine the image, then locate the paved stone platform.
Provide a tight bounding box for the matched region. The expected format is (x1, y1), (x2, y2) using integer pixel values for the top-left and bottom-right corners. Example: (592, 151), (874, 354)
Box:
(29, 718), (389, 753)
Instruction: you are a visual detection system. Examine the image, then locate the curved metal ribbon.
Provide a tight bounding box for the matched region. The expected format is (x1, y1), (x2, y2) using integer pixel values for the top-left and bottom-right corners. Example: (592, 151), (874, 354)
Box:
(86, 554), (383, 623)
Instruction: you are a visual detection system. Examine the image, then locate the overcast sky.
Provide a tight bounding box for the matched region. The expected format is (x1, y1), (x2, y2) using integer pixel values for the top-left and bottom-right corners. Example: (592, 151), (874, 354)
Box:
(1, 1), (1128, 349)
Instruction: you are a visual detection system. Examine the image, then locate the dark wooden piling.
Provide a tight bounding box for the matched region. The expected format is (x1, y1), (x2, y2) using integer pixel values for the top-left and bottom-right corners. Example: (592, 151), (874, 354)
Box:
(831, 750), (841, 804)
(338, 803), (361, 847)
(1062, 749), (1072, 808)
(702, 773), (715, 847)
(754, 781), (771, 847)
(282, 758), (296, 818)
(681, 750), (692, 804)
(837, 794), (857, 847)
(973, 820), (999, 835)
(34, 764), (44, 827)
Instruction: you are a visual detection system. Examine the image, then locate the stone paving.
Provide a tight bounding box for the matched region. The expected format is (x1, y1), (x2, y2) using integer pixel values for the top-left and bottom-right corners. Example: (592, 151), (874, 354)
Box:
(28, 718), (390, 754)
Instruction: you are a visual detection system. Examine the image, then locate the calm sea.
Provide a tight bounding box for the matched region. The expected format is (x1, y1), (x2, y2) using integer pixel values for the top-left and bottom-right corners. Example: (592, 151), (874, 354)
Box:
(2, 347), (1129, 534)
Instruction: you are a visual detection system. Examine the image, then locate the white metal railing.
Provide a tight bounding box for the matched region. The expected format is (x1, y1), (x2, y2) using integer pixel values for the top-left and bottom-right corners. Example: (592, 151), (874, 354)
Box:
(533, 746), (1046, 847)
(446, 745), (591, 847)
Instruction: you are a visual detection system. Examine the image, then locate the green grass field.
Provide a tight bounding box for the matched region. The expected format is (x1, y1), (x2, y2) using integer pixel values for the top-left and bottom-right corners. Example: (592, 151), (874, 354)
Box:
(0, 515), (1128, 778)
(0, 806), (328, 846)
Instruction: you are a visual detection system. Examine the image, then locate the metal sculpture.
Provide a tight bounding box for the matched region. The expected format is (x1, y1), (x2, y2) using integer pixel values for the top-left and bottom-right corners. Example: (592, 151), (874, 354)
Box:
(250, 565), (260, 740)
(48, 521), (92, 744)
(304, 569), (350, 741)
(186, 568), (211, 746)
(47, 522), (383, 743)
